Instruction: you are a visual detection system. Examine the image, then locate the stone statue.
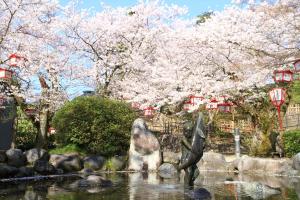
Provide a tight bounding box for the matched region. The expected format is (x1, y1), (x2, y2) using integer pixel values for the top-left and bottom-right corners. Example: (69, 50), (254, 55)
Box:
(178, 113), (206, 187)
(128, 118), (162, 171)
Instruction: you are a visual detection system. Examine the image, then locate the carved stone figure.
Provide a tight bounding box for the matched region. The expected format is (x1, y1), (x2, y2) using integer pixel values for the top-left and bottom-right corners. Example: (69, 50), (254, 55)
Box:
(128, 118), (161, 171)
(178, 113), (206, 187)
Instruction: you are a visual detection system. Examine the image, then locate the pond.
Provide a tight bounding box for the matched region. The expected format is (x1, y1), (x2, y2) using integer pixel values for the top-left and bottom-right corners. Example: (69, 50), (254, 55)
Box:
(0, 171), (299, 200)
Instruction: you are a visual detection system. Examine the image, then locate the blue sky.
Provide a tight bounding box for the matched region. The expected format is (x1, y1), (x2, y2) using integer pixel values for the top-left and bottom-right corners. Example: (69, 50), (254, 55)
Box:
(59, 0), (233, 17)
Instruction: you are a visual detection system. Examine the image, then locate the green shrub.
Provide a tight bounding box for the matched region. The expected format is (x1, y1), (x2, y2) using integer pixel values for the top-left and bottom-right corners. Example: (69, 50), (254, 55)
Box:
(52, 96), (137, 157)
(16, 109), (37, 150)
(283, 130), (300, 157)
(49, 144), (86, 156)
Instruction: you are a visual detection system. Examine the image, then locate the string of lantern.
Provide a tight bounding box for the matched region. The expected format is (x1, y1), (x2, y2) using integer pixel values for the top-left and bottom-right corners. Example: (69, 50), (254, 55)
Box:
(269, 59), (300, 130)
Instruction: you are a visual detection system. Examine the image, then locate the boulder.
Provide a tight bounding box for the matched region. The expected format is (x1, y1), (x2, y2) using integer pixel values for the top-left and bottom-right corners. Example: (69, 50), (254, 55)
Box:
(70, 175), (112, 189)
(240, 181), (281, 199)
(0, 163), (19, 178)
(0, 151), (7, 163)
(197, 152), (228, 171)
(237, 156), (292, 175)
(292, 153), (300, 170)
(50, 154), (83, 172)
(162, 151), (181, 165)
(33, 160), (56, 175)
(6, 149), (26, 167)
(25, 148), (49, 164)
(128, 118), (162, 171)
(80, 168), (94, 175)
(16, 166), (35, 177)
(158, 163), (178, 179)
(86, 175), (113, 187)
(186, 188), (212, 200)
(104, 156), (127, 171)
(83, 155), (105, 170)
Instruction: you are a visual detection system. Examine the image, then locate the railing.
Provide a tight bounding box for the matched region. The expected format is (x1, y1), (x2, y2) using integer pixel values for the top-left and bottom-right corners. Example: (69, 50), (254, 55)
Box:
(286, 104), (300, 115)
(283, 113), (300, 130)
(217, 120), (254, 134)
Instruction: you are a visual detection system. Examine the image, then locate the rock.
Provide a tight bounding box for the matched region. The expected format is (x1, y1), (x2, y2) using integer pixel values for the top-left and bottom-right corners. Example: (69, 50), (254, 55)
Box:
(0, 163), (19, 178)
(16, 166), (35, 177)
(81, 168), (94, 175)
(0, 151), (7, 163)
(50, 154), (83, 172)
(33, 160), (56, 175)
(25, 148), (49, 164)
(56, 168), (64, 175)
(158, 163), (178, 179)
(86, 175), (113, 187)
(162, 151), (181, 164)
(186, 188), (212, 200)
(70, 175), (112, 189)
(128, 118), (162, 171)
(6, 149), (26, 167)
(104, 156), (127, 171)
(292, 153), (300, 170)
(197, 152), (228, 171)
(240, 182), (281, 199)
(83, 155), (105, 170)
(237, 156), (292, 174)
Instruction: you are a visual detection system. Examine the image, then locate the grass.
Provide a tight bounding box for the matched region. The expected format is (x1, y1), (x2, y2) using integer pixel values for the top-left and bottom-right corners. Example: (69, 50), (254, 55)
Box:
(290, 80), (300, 103)
(49, 144), (87, 156)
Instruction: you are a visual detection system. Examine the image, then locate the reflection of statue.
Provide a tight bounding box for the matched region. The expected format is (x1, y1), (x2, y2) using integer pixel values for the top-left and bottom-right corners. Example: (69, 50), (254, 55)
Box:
(179, 113), (205, 187)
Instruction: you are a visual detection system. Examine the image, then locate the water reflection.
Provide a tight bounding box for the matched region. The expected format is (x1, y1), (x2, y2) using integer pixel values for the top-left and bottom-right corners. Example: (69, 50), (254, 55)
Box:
(0, 172), (298, 200)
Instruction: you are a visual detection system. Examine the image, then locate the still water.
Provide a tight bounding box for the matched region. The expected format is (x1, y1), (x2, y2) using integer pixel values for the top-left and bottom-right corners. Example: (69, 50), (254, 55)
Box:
(0, 171), (299, 200)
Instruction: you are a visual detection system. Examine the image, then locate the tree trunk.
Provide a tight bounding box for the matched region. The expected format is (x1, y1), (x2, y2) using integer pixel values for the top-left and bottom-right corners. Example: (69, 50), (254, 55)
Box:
(10, 116), (17, 149)
(36, 107), (49, 149)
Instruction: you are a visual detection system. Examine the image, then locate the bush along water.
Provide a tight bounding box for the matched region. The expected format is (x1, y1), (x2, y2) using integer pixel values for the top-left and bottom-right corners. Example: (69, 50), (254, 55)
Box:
(283, 129), (300, 157)
(52, 96), (137, 157)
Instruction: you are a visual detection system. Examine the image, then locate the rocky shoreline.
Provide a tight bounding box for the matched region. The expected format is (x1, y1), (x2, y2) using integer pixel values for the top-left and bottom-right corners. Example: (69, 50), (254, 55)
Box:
(0, 148), (299, 185)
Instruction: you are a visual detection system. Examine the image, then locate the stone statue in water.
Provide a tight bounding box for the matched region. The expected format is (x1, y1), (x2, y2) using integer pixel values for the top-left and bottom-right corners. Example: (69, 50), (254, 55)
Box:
(178, 113), (206, 187)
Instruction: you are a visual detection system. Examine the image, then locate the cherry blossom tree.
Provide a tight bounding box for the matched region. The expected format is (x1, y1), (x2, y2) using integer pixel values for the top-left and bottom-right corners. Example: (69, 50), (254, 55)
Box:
(63, 0), (189, 98)
(0, 0), (81, 148)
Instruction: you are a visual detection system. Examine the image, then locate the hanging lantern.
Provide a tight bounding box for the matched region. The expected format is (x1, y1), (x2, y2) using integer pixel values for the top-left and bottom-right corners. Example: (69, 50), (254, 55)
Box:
(183, 100), (194, 111)
(8, 54), (25, 67)
(0, 68), (12, 80)
(48, 127), (56, 134)
(205, 98), (219, 110)
(189, 95), (204, 106)
(294, 60), (300, 73)
(273, 70), (293, 83)
(217, 102), (232, 113)
(24, 108), (37, 116)
(269, 88), (286, 130)
(131, 102), (141, 110)
(144, 106), (156, 117)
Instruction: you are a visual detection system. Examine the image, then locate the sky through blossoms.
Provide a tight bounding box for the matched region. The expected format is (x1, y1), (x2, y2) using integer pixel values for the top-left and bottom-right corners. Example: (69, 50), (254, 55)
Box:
(59, 0), (233, 17)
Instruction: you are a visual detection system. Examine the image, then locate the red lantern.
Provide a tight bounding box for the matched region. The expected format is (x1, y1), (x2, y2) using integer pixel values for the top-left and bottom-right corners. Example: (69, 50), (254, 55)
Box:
(48, 127), (56, 134)
(269, 88), (286, 130)
(0, 68), (12, 80)
(206, 98), (219, 110)
(217, 102), (232, 113)
(144, 106), (156, 117)
(273, 70), (293, 83)
(25, 108), (37, 116)
(131, 102), (141, 110)
(8, 54), (24, 67)
(183, 100), (194, 111)
(294, 60), (300, 73)
(189, 95), (204, 105)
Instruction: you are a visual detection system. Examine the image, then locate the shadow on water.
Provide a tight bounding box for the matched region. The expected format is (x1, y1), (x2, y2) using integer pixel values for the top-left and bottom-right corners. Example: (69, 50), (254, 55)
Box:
(0, 171), (299, 200)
